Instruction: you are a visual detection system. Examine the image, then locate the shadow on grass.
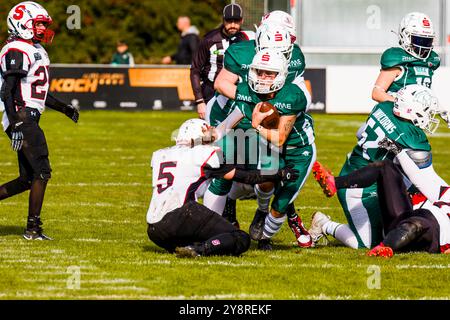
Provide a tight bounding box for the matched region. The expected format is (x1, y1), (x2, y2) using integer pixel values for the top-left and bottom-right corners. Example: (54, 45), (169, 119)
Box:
(142, 244), (169, 254)
(0, 225), (24, 236)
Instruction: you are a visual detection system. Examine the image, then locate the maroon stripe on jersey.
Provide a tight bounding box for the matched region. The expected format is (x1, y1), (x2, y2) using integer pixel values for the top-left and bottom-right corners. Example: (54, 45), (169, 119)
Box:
(183, 150), (217, 204)
(439, 186), (450, 199)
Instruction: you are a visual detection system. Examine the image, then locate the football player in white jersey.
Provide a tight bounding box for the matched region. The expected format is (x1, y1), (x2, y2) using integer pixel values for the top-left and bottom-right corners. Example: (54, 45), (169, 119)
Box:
(146, 119), (298, 257)
(0, 2), (79, 240)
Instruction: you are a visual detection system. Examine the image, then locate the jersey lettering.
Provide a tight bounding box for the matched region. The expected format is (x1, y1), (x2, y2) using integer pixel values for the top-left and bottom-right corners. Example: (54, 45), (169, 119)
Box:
(30, 65), (48, 100)
(156, 162), (177, 193)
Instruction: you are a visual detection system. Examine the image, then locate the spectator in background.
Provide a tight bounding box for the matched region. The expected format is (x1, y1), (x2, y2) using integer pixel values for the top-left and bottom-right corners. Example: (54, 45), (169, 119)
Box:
(162, 16), (200, 65)
(190, 3), (247, 119)
(111, 40), (135, 67)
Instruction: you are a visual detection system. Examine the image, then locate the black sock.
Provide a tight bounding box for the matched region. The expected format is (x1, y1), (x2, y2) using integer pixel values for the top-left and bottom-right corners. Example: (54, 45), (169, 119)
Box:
(26, 179), (48, 230)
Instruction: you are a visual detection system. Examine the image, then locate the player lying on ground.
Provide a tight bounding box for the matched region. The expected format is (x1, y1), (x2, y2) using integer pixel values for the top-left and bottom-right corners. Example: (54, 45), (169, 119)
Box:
(146, 119), (298, 258)
(327, 84), (449, 249)
(310, 159), (450, 257)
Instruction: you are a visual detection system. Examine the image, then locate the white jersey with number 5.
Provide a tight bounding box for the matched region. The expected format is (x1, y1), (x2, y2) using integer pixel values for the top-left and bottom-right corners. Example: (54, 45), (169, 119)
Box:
(0, 40), (50, 130)
(146, 144), (221, 224)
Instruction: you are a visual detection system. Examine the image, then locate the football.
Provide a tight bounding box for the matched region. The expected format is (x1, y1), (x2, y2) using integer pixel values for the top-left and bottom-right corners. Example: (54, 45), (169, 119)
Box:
(259, 101), (280, 129)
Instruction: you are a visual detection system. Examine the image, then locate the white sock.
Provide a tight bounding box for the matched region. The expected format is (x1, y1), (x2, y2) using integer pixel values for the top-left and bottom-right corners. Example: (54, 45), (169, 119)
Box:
(324, 222), (359, 249)
(254, 185), (274, 212)
(262, 214), (287, 239)
(203, 189), (227, 215)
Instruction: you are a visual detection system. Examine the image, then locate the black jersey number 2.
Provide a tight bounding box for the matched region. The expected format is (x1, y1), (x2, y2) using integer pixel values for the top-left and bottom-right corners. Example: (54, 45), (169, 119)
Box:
(31, 66), (49, 100)
(157, 162), (177, 193)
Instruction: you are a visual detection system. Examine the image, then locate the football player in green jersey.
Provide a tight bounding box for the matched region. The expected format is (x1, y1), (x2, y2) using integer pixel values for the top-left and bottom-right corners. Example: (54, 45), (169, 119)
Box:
(212, 49), (315, 249)
(372, 12), (440, 103)
(204, 13), (311, 240)
(308, 85), (449, 249)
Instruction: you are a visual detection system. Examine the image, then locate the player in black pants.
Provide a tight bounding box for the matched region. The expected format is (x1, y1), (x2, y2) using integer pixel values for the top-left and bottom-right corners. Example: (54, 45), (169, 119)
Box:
(0, 2), (79, 240)
(313, 160), (449, 256)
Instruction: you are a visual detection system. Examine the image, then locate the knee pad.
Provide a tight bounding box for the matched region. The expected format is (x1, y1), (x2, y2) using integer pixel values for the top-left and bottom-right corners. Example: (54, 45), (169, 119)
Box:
(231, 230), (251, 255)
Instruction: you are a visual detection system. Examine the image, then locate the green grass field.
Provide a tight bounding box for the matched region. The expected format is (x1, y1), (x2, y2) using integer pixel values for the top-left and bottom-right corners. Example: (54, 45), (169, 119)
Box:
(0, 110), (449, 300)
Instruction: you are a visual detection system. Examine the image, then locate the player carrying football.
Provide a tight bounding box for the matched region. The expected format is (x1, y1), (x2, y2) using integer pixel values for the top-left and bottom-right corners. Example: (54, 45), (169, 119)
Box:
(0, 2), (79, 240)
(212, 49), (315, 250)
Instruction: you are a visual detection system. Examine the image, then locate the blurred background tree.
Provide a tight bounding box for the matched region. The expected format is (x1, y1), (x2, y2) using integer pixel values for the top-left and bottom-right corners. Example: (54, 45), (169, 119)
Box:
(0, 0), (229, 63)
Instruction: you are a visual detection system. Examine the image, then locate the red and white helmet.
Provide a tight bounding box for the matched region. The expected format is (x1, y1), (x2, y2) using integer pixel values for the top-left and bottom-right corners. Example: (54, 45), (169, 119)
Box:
(260, 10), (296, 43)
(248, 49), (288, 94)
(394, 85), (440, 134)
(7, 1), (54, 43)
(398, 12), (435, 59)
(255, 23), (293, 62)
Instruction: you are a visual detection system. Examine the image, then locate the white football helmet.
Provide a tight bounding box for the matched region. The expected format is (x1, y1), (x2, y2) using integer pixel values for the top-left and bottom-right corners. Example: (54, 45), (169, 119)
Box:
(7, 1), (54, 43)
(398, 12), (435, 59)
(260, 10), (296, 43)
(175, 119), (210, 147)
(255, 23), (293, 62)
(393, 85), (440, 133)
(248, 49), (288, 94)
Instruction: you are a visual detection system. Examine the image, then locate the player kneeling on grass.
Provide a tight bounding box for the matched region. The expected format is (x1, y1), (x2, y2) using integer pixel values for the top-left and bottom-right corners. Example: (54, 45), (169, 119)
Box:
(146, 118), (298, 258)
(0, 2), (79, 240)
(310, 159), (450, 257)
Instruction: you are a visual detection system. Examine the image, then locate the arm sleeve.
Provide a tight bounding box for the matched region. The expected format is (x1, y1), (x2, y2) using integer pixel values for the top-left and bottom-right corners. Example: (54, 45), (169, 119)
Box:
(1, 49), (29, 77)
(1, 74), (22, 123)
(189, 35), (200, 59)
(395, 150), (449, 203)
(45, 93), (69, 114)
(190, 38), (209, 102)
(214, 107), (244, 141)
(203, 164), (280, 184)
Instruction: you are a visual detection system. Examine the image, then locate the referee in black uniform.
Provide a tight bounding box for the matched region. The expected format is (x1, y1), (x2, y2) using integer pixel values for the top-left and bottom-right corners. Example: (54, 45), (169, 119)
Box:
(190, 3), (247, 119)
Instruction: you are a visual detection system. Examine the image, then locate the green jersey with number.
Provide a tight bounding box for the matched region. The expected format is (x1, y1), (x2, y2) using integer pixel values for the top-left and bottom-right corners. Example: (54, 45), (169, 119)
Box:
(350, 101), (430, 166)
(380, 47), (440, 93)
(233, 81), (314, 148)
(224, 40), (305, 82)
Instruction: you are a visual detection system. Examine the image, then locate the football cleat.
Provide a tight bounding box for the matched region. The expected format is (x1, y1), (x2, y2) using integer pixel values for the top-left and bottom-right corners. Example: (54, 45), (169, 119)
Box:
(308, 211), (330, 245)
(312, 161), (337, 197)
(288, 215), (312, 248)
(23, 229), (53, 241)
(175, 245), (201, 258)
(257, 239), (273, 251)
(249, 209), (268, 241)
(367, 243), (394, 258)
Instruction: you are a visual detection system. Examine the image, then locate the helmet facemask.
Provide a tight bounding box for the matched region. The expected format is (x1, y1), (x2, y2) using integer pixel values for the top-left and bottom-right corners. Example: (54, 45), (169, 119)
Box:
(248, 50), (288, 94)
(32, 18), (54, 43)
(398, 12), (435, 60)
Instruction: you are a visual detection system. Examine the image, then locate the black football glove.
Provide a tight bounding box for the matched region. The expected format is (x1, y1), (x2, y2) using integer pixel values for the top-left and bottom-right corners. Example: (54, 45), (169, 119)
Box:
(64, 105), (79, 123)
(278, 166), (299, 183)
(378, 137), (403, 155)
(10, 121), (24, 152)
